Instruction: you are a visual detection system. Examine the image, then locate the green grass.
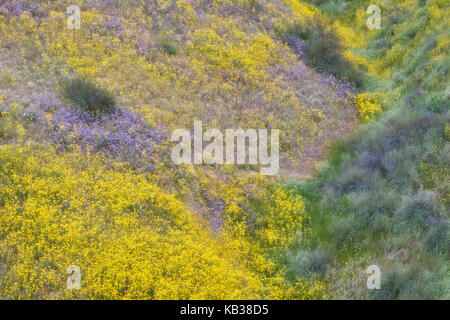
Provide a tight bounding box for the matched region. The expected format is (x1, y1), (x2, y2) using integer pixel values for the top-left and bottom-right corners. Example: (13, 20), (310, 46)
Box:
(281, 0), (449, 299)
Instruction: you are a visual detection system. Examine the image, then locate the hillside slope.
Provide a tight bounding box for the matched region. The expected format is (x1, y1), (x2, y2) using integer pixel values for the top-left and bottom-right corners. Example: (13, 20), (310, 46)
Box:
(285, 0), (449, 299)
(0, 0), (448, 299)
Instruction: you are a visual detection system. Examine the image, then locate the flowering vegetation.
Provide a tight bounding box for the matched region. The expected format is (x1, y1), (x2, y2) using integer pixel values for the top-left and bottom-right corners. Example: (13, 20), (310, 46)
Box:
(0, 0), (448, 300)
(354, 93), (383, 123)
(0, 144), (328, 299)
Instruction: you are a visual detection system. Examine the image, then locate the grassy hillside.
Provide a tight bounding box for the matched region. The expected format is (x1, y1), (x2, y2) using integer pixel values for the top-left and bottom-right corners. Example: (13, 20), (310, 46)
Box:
(285, 0), (449, 299)
(0, 0), (448, 299)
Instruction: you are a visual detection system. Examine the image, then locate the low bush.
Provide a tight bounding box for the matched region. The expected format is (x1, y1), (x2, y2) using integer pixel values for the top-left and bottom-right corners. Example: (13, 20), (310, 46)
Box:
(61, 77), (116, 117)
(394, 191), (441, 229)
(424, 223), (449, 254)
(284, 16), (364, 86)
(287, 249), (329, 277)
(371, 268), (411, 300)
(158, 33), (179, 56)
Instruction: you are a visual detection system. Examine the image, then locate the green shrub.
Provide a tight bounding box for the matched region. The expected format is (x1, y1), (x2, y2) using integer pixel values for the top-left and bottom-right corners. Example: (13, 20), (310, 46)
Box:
(425, 223), (449, 254)
(61, 77), (116, 116)
(332, 167), (366, 195)
(304, 0), (349, 16)
(285, 179), (320, 202)
(331, 216), (359, 245)
(372, 265), (447, 300)
(286, 249), (329, 277)
(284, 16), (364, 86)
(423, 93), (449, 113)
(158, 33), (178, 55)
(370, 214), (391, 235)
(372, 268), (411, 300)
(394, 191), (441, 229)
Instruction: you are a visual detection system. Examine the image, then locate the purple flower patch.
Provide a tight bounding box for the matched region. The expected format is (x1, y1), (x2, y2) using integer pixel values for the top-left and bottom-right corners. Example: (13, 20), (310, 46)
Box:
(49, 106), (165, 162)
(0, 1), (45, 19)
